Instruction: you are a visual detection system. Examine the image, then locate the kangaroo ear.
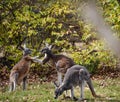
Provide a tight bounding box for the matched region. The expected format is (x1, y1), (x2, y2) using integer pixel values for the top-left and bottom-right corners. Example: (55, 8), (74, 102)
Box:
(17, 37), (27, 50)
(53, 81), (59, 88)
(18, 45), (24, 51)
(23, 43), (27, 50)
(45, 43), (49, 47)
(21, 42), (27, 55)
(18, 42), (26, 51)
(45, 42), (53, 50)
(48, 45), (53, 50)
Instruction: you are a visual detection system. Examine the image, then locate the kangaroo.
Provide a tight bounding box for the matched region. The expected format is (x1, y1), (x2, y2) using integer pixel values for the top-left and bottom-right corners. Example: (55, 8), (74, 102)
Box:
(54, 65), (99, 101)
(9, 44), (38, 92)
(41, 44), (75, 85)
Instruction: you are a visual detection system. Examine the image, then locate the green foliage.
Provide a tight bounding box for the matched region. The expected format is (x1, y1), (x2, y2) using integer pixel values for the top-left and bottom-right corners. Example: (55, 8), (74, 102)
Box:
(71, 40), (118, 73)
(98, 0), (120, 37)
(0, 0), (120, 74)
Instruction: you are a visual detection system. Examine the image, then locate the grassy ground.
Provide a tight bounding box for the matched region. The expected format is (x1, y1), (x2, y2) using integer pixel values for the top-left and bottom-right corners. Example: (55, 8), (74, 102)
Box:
(0, 78), (120, 102)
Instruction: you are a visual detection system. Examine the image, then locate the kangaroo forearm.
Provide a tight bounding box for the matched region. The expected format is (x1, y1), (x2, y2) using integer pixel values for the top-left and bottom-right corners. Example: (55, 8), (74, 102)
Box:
(42, 57), (50, 64)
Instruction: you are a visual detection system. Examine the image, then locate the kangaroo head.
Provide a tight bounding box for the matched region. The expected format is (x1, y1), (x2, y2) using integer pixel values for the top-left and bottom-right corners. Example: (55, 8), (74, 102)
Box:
(54, 88), (63, 99)
(19, 43), (32, 56)
(53, 81), (64, 99)
(23, 48), (32, 56)
(17, 37), (32, 56)
(41, 44), (52, 54)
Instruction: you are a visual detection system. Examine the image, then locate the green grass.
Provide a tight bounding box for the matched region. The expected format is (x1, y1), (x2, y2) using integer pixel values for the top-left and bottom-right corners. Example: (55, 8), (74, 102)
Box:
(0, 78), (120, 102)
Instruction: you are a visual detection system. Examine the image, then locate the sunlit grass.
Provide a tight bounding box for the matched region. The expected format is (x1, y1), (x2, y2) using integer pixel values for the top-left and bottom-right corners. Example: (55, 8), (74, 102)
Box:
(0, 78), (120, 102)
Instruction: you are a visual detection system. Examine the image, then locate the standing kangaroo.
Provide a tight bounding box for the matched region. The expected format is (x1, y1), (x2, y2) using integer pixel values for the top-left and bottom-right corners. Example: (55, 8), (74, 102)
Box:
(41, 44), (75, 85)
(54, 65), (99, 101)
(9, 44), (38, 92)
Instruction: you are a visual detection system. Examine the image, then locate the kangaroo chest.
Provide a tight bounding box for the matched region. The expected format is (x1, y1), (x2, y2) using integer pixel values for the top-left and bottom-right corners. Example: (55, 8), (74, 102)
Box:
(20, 61), (31, 75)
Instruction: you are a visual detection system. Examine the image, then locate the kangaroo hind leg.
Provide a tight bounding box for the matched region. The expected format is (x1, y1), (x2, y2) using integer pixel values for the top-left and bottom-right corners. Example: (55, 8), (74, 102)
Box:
(79, 69), (85, 100)
(9, 73), (19, 92)
(70, 87), (78, 101)
(23, 76), (27, 90)
(57, 71), (62, 86)
(9, 82), (14, 92)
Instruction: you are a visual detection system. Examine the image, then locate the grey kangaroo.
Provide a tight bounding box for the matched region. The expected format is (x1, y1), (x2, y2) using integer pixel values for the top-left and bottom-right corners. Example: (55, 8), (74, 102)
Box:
(54, 65), (99, 101)
(41, 44), (75, 85)
(9, 44), (38, 92)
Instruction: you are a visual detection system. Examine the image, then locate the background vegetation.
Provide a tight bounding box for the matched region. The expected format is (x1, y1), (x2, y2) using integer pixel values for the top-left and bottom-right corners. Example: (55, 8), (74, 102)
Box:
(0, 0), (120, 80)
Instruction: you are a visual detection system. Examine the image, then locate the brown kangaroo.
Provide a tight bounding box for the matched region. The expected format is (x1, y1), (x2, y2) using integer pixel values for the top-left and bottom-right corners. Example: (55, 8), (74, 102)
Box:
(41, 44), (75, 85)
(9, 44), (38, 92)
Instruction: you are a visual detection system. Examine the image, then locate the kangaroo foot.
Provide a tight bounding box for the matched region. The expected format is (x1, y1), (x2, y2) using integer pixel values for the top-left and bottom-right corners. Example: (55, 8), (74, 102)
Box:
(72, 96), (78, 101)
